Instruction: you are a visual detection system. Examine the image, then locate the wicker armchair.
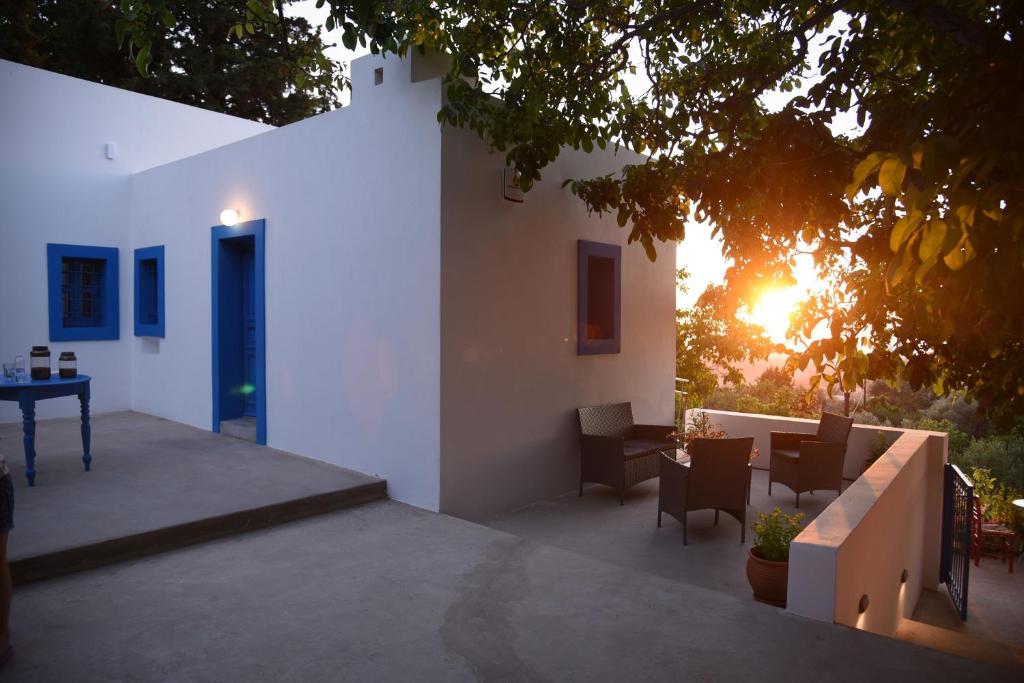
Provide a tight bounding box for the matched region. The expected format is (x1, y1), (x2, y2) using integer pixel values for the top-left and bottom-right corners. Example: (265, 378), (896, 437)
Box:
(658, 437), (754, 544)
(577, 402), (676, 505)
(769, 412), (854, 508)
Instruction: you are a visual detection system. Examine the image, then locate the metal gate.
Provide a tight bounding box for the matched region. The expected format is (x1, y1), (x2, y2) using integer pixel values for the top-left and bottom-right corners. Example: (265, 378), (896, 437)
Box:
(940, 463), (973, 621)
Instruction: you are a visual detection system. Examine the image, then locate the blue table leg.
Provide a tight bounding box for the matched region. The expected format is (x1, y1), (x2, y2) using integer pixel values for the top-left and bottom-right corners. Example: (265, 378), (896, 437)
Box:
(19, 397), (36, 487)
(80, 386), (91, 472)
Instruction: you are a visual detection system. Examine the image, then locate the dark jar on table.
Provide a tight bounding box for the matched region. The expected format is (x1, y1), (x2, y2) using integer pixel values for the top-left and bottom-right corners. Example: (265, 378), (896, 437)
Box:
(58, 351), (77, 379)
(30, 346), (51, 380)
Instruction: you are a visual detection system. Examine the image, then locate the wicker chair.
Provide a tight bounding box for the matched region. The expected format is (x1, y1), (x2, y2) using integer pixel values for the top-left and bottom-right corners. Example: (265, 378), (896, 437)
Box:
(577, 402), (676, 505)
(769, 412), (854, 508)
(657, 437), (754, 544)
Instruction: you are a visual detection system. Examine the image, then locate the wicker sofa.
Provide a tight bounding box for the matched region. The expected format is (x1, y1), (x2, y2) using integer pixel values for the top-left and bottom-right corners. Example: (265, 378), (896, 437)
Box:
(577, 402), (677, 504)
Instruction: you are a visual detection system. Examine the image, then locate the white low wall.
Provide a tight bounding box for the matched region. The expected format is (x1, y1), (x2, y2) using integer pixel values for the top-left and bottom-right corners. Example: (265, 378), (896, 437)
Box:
(788, 429), (946, 635)
(701, 409), (904, 481)
(700, 410), (947, 637)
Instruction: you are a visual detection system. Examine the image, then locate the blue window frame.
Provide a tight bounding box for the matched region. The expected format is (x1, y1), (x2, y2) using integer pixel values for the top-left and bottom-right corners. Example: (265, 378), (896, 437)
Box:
(134, 245), (165, 337)
(47, 244), (119, 342)
(577, 240), (621, 355)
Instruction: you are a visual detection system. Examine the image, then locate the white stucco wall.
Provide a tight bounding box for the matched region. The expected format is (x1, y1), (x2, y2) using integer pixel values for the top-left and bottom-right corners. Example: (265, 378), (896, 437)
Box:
(439, 128), (676, 520)
(0, 60), (271, 422)
(787, 429), (946, 635)
(128, 54), (443, 510)
(701, 409), (903, 481)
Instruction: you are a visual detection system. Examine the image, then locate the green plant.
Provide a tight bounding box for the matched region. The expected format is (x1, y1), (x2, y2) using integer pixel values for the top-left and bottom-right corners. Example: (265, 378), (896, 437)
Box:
(682, 410), (726, 446)
(751, 508), (805, 563)
(866, 431), (892, 464)
(971, 467), (1021, 526)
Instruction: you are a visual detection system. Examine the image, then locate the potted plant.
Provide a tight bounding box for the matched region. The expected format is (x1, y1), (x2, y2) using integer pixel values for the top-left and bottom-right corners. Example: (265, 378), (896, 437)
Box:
(746, 508), (805, 607)
(861, 431), (892, 474)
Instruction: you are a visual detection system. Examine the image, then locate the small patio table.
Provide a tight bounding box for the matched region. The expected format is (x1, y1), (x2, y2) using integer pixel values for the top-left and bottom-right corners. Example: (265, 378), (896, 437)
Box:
(0, 375), (91, 486)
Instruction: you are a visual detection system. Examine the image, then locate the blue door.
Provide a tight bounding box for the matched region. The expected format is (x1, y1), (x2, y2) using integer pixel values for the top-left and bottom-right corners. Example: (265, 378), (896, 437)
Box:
(241, 245), (257, 417)
(212, 220), (266, 445)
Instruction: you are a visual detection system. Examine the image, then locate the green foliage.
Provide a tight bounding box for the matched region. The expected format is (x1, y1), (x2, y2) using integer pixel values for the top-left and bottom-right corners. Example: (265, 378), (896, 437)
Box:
(752, 508), (805, 563)
(681, 410), (726, 446)
(0, 0), (342, 126)
(706, 368), (821, 419)
(970, 467), (1021, 529)
(866, 431), (895, 464)
(676, 269), (774, 407)
(916, 418), (970, 460)
(958, 438), (1024, 495)
(114, 1), (1024, 414)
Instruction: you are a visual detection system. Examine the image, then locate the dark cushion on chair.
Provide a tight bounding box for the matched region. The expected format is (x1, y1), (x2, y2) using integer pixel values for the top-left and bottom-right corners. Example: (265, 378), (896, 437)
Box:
(624, 439), (676, 460)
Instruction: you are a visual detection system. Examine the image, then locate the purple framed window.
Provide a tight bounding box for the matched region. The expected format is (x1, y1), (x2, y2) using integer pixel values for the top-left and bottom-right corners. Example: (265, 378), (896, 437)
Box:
(578, 240), (621, 355)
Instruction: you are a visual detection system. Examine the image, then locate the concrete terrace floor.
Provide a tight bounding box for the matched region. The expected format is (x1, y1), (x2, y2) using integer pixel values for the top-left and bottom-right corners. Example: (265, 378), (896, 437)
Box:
(7, 499), (1009, 681)
(488, 468), (835, 598)
(0, 411), (382, 562)
(489, 469), (1024, 668)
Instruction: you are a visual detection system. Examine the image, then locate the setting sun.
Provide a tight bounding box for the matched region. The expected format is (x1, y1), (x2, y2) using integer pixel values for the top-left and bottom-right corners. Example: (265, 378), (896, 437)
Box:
(746, 287), (803, 345)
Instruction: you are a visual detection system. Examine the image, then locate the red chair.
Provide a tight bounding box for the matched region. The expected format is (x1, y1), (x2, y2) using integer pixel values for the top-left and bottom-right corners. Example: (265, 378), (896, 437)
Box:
(972, 498), (1015, 573)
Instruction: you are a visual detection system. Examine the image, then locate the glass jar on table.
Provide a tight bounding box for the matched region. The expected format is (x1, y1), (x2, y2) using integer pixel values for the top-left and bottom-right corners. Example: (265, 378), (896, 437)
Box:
(30, 346), (51, 380)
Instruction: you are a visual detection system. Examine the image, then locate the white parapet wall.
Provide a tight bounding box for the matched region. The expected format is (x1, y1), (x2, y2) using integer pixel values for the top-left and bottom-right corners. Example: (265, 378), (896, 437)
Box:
(788, 429), (946, 635)
(701, 409), (905, 481)
(701, 409), (947, 637)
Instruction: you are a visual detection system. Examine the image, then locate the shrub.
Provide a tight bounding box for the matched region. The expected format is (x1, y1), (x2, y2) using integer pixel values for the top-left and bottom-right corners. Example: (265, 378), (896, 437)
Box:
(971, 467), (1021, 528)
(955, 436), (1024, 493)
(866, 431), (895, 464)
(752, 508), (805, 562)
(916, 418), (970, 459)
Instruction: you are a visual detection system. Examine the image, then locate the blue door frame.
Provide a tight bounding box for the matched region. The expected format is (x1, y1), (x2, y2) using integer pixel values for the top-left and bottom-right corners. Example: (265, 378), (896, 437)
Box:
(211, 219), (266, 444)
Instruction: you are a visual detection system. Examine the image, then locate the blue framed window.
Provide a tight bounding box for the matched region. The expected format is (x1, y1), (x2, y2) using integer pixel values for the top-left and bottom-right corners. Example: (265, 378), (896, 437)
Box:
(47, 244), (119, 341)
(577, 240), (621, 355)
(134, 245), (165, 337)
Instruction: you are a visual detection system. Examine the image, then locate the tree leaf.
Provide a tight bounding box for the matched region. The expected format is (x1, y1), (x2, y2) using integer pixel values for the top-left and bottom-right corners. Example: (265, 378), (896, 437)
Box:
(918, 219), (947, 261)
(846, 152), (885, 200)
(889, 212), (921, 252)
(134, 45), (151, 77)
(878, 157), (907, 196)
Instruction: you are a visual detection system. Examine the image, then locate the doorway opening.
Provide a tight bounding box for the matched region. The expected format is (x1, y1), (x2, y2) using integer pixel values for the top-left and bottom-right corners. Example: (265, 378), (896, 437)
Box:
(212, 219), (266, 444)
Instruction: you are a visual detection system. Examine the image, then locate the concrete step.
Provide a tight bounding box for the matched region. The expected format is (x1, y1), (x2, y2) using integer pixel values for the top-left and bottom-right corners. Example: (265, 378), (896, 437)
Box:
(1, 411), (389, 586)
(11, 479), (386, 585)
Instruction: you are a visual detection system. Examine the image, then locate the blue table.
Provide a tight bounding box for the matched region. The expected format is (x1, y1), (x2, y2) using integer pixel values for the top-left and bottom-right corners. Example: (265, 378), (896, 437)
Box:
(0, 375), (91, 486)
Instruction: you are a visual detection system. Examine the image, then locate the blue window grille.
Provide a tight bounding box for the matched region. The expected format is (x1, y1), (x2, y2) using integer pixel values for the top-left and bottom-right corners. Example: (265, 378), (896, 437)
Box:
(134, 245), (165, 337)
(47, 244), (119, 342)
(62, 258), (105, 327)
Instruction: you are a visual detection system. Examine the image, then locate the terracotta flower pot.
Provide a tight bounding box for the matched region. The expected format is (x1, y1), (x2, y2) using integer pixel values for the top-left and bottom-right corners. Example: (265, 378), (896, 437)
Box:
(746, 547), (789, 607)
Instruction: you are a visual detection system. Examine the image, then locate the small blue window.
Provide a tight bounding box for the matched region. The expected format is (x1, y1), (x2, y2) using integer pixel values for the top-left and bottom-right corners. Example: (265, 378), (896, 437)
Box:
(134, 245), (165, 337)
(577, 240), (621, 355)
(47, 244), (119, 342)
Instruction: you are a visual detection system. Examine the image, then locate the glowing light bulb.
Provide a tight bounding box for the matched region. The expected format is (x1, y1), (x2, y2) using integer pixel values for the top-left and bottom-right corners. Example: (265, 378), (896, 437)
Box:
(220, 208), (240, 226)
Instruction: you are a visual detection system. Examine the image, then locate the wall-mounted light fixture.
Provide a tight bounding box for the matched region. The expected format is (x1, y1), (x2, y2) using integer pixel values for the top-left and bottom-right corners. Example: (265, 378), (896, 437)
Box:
(220, 208), (240, 226)
(503, 165), (524, 203)
(900, 569), (909, 584)
(858, 594), (870, 614)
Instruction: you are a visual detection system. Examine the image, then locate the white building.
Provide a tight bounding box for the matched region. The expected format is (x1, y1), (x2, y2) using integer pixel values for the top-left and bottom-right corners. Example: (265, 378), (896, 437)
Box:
(0, 52), (675, 520)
